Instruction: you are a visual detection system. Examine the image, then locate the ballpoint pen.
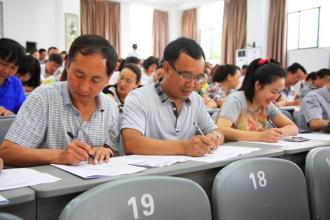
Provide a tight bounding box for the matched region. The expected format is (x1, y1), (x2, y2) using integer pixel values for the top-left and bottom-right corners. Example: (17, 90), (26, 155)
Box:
(66, 131), (95, 160)
(193, 121), (213, 151)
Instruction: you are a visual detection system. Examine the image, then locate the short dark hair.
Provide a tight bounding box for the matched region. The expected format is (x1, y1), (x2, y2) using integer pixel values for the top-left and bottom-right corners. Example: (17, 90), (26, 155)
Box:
(119, 56), (141, 71)
(212, 64), (240, 83)
(242, 65), (248, 69)
(48, 53), (63, 66)
(0, 38), (25, 66)
(306, 72), (317, 81)
(132, 44), (137, 50)
(47, 46), (58, 53)
(157, 58), (164, 70)
(142, 56), (158, 71)
(67, 35), (118, 76)
(240, 58), (287, 102)
(122, 63), (142, 84)
(163, 37), (205, 66)
(287, 62), (307, 75)
(39, 48), (46, 53)
(17, 55), (41, 88)
(316, 68), (330, 79)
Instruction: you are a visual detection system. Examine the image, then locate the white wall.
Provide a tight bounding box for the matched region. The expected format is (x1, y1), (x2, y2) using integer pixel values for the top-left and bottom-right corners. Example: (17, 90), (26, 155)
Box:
(247, 0), (269, 58)
(1, 0), (79, 51)
(288, 48), (330, 72)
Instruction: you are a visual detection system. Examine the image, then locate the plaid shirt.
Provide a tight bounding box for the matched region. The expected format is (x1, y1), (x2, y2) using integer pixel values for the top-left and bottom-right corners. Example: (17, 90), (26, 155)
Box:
(6, 82), (119, 150)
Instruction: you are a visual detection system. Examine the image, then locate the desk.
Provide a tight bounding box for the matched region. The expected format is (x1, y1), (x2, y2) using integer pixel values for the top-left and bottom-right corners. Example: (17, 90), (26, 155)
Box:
(0, 188), (35, 220)
(30, 143), (283, 220)
(246, 138), (330, 171)
(281, 138), (330, 171)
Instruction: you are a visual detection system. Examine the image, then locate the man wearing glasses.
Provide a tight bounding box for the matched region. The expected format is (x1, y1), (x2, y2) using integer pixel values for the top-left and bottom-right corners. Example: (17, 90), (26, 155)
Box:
(121, 37), (224, 156)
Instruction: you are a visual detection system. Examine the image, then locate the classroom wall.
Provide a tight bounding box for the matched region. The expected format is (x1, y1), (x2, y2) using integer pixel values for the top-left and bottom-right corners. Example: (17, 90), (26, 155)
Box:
(1, 0), (80, 51)
(287, 47), (330, 72)
(247, 0), (269, 58)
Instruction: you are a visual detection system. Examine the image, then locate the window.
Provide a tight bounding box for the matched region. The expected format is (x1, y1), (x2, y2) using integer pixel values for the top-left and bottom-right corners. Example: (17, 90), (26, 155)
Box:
(198, 1), (224, 63)
(287, 0), (330, 49)
(129, 4), (153, 59)
(287, 0), (320, 50)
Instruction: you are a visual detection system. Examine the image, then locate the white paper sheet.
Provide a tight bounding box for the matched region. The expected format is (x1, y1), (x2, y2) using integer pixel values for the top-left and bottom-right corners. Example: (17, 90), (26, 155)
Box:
(52, 161), (146, 179)
(0, 195), (9, 205)
(118, 155), (188, 167)
(0, 168), (61, 191)
(184, 146), (260, 163)
(299, 132), (330, 141)
(239, 137), (314, 150)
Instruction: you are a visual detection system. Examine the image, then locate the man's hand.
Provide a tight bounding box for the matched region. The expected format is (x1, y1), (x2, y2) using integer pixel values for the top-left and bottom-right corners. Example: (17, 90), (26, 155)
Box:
(88, 147), (114, 164)
(0, 106), (14, 116)
(56, 140), (93, 165)
(182, 135), (213, 157)
(206, 131), (224, 150)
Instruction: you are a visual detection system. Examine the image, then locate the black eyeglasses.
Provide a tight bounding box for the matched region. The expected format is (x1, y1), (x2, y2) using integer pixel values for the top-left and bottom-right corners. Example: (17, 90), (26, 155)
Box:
(170, 63), (206, 84)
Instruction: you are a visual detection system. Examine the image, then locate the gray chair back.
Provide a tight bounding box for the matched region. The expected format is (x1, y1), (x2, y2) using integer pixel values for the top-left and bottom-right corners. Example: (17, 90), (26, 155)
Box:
(118, 112), (125, 155)
(212, 157), (310, 220)
(306, 147), (330, 220)
(59, 176), (212, 220)
(0, 116), (15, 143)
(0, 212), (22, 220)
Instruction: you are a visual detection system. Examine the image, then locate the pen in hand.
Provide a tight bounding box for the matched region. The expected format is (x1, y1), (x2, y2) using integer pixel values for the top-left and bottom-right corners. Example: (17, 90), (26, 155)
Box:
(66, 131), (95, 160)
(193, 121), (213, 151)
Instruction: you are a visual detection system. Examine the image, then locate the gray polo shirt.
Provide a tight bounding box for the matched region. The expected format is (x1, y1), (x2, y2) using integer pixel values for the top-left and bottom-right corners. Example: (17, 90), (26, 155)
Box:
(121, 83), (217, 140)
(6, 81), (119, 150)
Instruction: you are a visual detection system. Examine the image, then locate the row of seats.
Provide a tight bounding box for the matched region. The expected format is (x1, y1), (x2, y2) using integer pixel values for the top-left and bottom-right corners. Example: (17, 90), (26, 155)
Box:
(56, 147), (330, 220)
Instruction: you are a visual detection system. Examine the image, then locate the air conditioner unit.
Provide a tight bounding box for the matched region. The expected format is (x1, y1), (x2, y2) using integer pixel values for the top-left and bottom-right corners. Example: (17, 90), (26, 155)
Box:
(236, 48), (262, 68)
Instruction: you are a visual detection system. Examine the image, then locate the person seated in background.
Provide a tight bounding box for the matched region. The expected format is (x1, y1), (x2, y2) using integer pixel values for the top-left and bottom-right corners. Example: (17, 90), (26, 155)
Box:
(30, 49), (40, 60)
(109, 56), (141, 85)
(204, 62), (213, 78)
(103, 63), (141, 108)
(194, 75), (217, 109)
(275, 62), (306, 107)
(238, 64), (248, 89)
(207, 64), (241, 107)
(47, 46), (59, 56)
(0, 35), (120, 167)
(314, 68), (330, 89)
(40, 53), (63, 84)
(0, 38), (25, 116)
(300, 72), (316, 98)
(126, 43), (141, 59)
(16, 55), (41, 93)
(153, 59), (165, 82)
(38, 48), (47, 64)
(121, 37), (224, 156)
(298, 75), (330, 132)
(140, 56), (158, 86)
(207, 64), (219, 84)
(217, 58), (298, 143)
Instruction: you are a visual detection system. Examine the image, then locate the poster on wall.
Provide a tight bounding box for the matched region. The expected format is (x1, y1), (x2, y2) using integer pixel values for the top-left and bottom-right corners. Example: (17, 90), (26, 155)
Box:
(65, 13), (79, 51)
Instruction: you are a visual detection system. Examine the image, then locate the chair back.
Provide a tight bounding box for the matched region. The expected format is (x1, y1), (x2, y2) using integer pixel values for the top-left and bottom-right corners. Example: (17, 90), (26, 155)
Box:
(0, 116), (15, 143)
(59, 176), (212, 220)
(306, 147), (330, 220)
(212, 157), (310, 220)
(0, 212), (22, 220)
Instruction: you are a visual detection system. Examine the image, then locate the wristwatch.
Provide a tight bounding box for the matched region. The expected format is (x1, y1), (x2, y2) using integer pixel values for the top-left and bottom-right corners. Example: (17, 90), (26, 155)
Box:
(211, 130), (222, 139)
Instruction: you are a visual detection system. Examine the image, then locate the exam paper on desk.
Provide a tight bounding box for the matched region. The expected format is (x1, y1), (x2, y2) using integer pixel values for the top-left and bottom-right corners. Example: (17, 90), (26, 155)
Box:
(0, 195), (9, 205)
(0, 168), (61, 191)
(52, 159), (146, 179)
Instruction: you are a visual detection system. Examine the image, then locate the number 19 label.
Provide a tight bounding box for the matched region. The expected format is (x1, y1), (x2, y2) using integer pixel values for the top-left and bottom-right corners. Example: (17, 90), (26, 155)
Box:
(128, 194), (155, 219)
